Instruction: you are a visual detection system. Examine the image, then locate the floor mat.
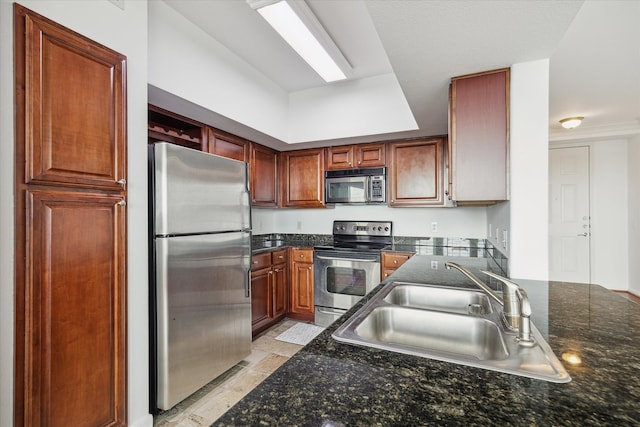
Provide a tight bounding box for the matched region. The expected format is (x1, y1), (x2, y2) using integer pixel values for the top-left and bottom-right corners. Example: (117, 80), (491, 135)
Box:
(274, 322), (325, 346)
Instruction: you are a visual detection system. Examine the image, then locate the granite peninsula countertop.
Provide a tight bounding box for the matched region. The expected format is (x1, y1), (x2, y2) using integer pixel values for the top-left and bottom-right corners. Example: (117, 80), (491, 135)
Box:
(215, 255), (640, 426)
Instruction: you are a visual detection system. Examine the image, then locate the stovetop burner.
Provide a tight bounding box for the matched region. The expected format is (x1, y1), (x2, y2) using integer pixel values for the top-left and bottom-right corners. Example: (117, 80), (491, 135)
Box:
(315, 220), (393, 252)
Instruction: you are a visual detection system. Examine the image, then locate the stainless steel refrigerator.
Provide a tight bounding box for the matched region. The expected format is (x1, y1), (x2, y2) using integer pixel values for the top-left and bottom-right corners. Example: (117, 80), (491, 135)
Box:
(149, 142), (252, 412)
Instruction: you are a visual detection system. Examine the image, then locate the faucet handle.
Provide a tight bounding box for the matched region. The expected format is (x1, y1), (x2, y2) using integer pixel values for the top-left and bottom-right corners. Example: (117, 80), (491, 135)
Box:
(480, 270), (522, 329)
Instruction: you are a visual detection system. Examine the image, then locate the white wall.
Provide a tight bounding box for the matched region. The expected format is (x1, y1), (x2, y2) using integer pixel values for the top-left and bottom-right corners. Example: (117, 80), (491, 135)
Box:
(0, 1), (152, 426)
(509, 59), (550, 280)
(253, 205), (487, 238)
(288, 73), (417, 143)
(486, 201), (510, 257)
(148, 0), (290, 143)
(629, 134), (640, 296)
(591, 140), (629, 289)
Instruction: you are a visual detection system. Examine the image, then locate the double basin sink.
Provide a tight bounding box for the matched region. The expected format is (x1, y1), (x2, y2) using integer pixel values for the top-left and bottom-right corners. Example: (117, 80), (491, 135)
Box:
(332, 281), (571, 383)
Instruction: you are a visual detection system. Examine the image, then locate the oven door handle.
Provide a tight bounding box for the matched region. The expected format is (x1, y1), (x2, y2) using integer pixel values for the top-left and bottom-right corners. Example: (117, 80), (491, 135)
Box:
(315, 255), (378, 263)
(316, 307), (347, 316)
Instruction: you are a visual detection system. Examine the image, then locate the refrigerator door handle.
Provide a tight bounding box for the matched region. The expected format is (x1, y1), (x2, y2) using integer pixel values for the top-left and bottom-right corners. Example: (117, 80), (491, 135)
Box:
(246, 269), (251, 298)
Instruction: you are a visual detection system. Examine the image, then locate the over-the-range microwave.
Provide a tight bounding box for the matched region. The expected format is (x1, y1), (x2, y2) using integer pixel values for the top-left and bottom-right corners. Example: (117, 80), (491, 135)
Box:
(325, 167), (386, 204)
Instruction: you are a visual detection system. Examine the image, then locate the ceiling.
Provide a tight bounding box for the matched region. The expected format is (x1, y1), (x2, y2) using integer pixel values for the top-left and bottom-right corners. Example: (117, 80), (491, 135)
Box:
(162, 0), (640, 146)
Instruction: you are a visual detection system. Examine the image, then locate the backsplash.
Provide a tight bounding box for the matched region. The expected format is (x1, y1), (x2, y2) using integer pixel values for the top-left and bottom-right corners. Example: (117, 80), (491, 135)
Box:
(252, 233), (508, 276)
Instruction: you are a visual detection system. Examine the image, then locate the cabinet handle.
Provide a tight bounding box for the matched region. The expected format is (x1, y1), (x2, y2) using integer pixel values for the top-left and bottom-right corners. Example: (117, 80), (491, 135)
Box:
(117, 178), (126, 187)
(274, 268), (280, 272)
(118, 200), (126, 207)
(277, 255), (284, 259)
(577, 233), (589, 237)
(393, 260), (398, 264)
(253, 260), (259, 264)
(358, 160), (361, 165)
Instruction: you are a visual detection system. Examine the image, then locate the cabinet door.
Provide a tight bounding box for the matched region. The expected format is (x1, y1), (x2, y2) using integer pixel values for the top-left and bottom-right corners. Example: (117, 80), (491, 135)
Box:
(326, 145), (355, 169)
(251, 143), (279, 207)
(290, 262), (314, 315)
(23, 189), (127, 427)
(355, 142), (386, 168)
(251, 267), (271, 331)
(281, 148), (325, 208)
(388, 138), (445, 206)
(207, 128), (249, 162)
(450, 68), (509, 202)
(21, 7), (126, 191)
(381, 251), (414, 280)
(272, 264), (288, 318)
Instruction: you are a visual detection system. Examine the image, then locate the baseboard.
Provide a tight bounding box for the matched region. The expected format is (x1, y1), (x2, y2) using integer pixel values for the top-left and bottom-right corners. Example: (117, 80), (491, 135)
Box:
(129, 413), (153, 427)
(612, 290), (640, 304)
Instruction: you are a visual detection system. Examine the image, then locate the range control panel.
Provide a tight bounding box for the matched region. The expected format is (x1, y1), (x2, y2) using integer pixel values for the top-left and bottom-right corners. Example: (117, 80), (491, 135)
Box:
(333, 221), (392, 237)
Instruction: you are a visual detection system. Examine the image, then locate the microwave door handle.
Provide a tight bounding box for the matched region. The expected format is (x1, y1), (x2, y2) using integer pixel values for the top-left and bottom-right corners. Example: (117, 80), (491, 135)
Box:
(365, 176), (371, 202)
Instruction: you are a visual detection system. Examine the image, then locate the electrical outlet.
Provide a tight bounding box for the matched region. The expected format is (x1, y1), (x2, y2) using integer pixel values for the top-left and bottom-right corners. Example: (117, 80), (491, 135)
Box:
(431, 222), (438, 232)
(431, 260), (438, 270)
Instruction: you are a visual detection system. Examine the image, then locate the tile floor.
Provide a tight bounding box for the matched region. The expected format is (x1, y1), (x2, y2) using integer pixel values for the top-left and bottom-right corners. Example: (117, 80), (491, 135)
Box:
(154, 319), (304, 427)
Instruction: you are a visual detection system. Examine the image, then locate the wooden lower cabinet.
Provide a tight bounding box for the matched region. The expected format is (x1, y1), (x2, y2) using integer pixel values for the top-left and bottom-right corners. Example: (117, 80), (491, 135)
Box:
(20, 190), (127, 426)
(288, 248), (315, 322)
(381, 251), (414, 280)
(251, 249), (288, 336)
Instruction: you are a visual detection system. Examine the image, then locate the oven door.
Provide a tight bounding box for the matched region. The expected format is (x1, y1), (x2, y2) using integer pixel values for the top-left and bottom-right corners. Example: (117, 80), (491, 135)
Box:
(313, 250), (381, 312)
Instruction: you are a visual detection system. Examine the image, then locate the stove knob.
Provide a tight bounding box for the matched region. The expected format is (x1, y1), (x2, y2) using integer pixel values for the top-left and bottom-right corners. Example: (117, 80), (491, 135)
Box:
(377, 226), (382, 231)
(384, 226), (389, 232)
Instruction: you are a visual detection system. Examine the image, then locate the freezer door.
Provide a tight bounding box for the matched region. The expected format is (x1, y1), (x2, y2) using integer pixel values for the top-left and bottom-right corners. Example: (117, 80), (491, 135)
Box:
(155, 231), (252, 410)
(153, 142), (250, 236)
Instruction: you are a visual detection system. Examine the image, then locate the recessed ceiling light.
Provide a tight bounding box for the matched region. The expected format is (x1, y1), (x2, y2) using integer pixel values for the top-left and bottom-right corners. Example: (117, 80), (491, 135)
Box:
(559, 116), (584, 129)
(247, 0), (352, 83)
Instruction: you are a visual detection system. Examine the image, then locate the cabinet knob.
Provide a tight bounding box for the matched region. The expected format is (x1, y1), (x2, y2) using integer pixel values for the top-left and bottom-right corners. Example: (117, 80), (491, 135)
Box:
(308, 266), (312, 270)
(274, 268), (280, 272)
(117, 200), (126, 207)
(253, 260), (258, 264)
(117, 178), (126, 187)
(300, 254), (304, 258)
(393, 260), (398, 264)
(358, 160), (361, 165)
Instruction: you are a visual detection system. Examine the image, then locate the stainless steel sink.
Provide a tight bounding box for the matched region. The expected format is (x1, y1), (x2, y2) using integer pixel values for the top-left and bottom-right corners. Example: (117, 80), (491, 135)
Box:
(383, 282), (492, 315)
(333, 281), (571, 383)
(355, 306), (509, 360)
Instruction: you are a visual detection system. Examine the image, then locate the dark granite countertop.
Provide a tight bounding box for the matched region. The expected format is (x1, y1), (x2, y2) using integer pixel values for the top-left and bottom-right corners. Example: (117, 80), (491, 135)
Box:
(214, 254), (640, 426)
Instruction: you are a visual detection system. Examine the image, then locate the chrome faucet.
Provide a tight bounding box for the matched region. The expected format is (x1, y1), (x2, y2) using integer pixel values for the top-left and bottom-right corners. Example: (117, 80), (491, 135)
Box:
(444, 262), (535, 346)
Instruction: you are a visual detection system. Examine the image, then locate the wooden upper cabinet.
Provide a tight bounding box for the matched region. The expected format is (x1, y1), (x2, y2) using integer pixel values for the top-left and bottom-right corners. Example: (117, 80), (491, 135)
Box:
(22, 8), (126, 190)
(387, 138), (445, 207)
(148, 105), (204, 150)
(207, 127), (249, 162)
(326, 142), (386, 170)
(449, 68), (509, 203)
(251, 143), (279, 208)
(281, 148), (325, 208)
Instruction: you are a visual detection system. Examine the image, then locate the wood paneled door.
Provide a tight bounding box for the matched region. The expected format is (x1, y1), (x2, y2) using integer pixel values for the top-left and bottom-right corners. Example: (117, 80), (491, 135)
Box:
(14, 5), (127, 426)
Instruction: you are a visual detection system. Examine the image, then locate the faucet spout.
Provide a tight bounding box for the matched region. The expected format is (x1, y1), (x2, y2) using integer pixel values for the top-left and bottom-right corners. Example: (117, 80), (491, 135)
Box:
(444, 262), (502, 305)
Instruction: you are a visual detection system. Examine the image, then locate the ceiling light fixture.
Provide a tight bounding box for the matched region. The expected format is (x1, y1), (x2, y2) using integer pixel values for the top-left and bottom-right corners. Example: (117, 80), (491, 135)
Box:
(559, 116), (584, 129)
(247, 0), (352, 83)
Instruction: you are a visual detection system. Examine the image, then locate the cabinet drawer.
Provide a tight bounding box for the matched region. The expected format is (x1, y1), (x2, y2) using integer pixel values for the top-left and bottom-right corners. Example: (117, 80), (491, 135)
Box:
(382, 252), (413, 269)
(291, 248), (313, 263)
(271, 249), (288, 264)
(251, 252), (271, 271)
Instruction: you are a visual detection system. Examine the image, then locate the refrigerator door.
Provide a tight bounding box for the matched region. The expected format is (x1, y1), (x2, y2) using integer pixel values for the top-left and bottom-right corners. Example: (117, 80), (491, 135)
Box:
(155, 231), (252, 410)
(153, 142), (250, 236)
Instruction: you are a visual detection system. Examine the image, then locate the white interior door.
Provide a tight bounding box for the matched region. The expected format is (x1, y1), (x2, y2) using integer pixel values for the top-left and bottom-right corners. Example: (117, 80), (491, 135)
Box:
(549, 146), (591, 282)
